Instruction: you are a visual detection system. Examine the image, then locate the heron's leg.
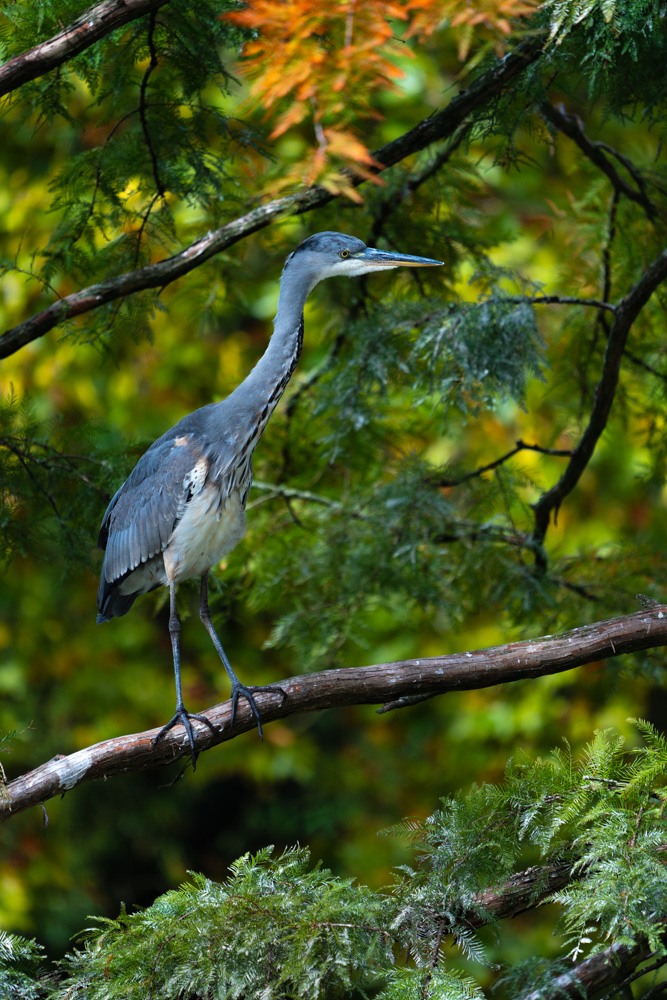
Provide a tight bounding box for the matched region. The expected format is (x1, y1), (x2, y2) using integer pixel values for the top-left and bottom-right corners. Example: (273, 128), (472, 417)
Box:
(199, 572), (286, 739)
(152, 579), (218, 770)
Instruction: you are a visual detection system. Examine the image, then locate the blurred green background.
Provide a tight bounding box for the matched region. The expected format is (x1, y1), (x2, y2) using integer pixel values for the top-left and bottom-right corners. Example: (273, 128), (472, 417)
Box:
(0, 1), (665, 976)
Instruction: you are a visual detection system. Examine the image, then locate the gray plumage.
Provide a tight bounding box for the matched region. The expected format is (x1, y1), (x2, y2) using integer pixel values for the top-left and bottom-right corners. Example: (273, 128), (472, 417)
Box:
(96, 232), (443, 767)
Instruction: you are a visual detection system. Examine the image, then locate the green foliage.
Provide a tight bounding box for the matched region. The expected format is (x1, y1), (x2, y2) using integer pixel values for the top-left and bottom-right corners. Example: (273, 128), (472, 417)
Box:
(552, 724), (667, 961)
(377, 967), (486, 1000)
(0, 388), (125, 566)
(1, 0), (667, 992)
(310, 292), (544, 462)
(56, 847), (393, 1000)
(4, 728), (665, 998)
(0, 931), (46, 1000)
(1, 0), (256, 345)
(544, 0), (667, 110)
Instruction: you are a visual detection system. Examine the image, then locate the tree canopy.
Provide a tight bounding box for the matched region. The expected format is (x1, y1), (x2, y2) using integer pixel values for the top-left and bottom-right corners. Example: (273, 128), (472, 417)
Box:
(0, 0), (666, 997)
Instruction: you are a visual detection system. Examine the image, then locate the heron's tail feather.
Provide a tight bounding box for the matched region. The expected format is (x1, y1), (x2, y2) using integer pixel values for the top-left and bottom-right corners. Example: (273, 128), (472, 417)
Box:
(96, 580), (141, 622)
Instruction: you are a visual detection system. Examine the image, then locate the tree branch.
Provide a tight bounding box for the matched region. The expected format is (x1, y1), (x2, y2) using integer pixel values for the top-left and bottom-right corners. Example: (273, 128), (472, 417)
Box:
(521, 939), (659, 1000)
(531, 244), (667, 561)
(367, 126), (471, 247)
(0, 0), (171, 98)
(540, 102), (658, 221)
(461, 858), (578, 928)
(0, 35), (545, 360)
(505, 295), (617, 311)
(428, 438), (572, 488)
(138, 9), (164, 202)
(2, 605), (665, 822)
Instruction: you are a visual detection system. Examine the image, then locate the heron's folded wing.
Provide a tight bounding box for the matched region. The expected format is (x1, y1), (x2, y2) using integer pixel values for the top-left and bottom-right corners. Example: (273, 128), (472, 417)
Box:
(98, 434), (209, 585)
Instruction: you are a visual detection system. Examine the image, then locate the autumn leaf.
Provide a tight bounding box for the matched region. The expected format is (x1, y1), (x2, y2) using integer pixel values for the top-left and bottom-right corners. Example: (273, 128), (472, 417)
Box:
(224, 0), (538, 184)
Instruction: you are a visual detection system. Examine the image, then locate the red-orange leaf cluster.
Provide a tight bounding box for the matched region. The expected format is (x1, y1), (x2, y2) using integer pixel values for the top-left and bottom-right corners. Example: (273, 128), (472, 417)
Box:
(226, 0), (406, 135)
(225, 0), (537, 191)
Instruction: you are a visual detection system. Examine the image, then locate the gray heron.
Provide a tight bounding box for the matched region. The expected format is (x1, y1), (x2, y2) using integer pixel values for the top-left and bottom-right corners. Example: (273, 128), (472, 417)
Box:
(96, 231), (443, 767)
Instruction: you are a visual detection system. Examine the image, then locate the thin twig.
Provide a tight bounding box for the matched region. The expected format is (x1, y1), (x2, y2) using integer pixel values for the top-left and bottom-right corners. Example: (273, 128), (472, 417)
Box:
(596, 141), (655, 210)
(624, 350), (667, 383)
(554, 577), (602, 603)
(629, 803), (645, 851)
(421, 924), (446, 999)
(5, 443), (64, 523)
(601, 190), (620, 320)
(0, 439), (108, 494)
(368, 126), (470, 247)
(248, 481), (341, 510)
(429, 439), (572, 488)
(578, 189), (619, 417)
(503, 295), (617, 312)
(1, 265), (64, 302)
(135, 10), (165, 250)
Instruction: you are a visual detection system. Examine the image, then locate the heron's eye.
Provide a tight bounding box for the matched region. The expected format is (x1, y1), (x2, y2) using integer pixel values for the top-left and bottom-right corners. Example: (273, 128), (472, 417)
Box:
(339, 249), (350, 259)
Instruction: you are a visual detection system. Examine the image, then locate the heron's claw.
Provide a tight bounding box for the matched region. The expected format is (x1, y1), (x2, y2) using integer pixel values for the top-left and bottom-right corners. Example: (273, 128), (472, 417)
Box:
(152, 706), (219, 770)
(229, 683), (287, 739)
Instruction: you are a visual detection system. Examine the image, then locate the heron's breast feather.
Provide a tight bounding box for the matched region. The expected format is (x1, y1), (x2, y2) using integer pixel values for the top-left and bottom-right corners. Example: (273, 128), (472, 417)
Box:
(162, 483), (246, 583)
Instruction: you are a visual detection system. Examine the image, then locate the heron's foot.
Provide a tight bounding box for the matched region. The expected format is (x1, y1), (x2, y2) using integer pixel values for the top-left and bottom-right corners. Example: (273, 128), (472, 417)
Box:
(152, 707), (219, 770)
(230, 682), (287, 739)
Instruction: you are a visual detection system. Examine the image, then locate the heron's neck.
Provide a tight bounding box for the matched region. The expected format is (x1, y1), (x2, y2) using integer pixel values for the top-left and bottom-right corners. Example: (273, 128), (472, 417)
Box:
(238, 266), (313, 413)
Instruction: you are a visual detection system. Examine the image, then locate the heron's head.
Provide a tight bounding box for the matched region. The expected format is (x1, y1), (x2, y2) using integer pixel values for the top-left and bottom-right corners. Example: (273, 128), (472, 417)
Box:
(283, 232), (443, 291)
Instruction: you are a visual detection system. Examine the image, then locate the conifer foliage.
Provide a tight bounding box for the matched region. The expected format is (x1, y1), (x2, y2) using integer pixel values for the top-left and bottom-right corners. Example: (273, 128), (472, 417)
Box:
(1, 0), (667, 997)
(2, 728), (666, 998)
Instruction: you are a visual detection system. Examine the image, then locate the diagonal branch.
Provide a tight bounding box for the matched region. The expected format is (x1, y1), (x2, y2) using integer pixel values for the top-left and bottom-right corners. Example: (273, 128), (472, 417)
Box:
(367, 126), (471, 247)
(521, 938), (662, 1000)
(540, 102), (658, 221)
(531, 245), (667, 563)
(0, 0), (171, 98)
(0, 35), (545, 361)
(2, 605), (665, 822)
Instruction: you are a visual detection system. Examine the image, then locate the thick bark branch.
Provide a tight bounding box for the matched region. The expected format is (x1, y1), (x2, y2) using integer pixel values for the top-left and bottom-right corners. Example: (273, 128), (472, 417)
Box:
(461, 859), (577, 927)
(531, 245), (667, 557)
(2, 606), (665, 822)
(0, 35), (545, 360)
(0, 0), (171, 98)
(521, 939), (655, 1000)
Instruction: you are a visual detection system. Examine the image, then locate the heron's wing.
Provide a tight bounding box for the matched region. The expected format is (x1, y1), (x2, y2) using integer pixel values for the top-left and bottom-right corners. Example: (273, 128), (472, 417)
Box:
(98, 432), (210, 585)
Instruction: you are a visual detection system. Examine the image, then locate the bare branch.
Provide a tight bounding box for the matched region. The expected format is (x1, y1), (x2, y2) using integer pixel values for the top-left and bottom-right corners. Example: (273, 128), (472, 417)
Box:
(531, 245), (667, 562)
(429, 439), (572, 488)
(505, 295), (617, 311)
(0, 0), (171, 98)
(2, 605), (665, 822)
(138, 10), (165, 203)
(601, 190), (620, 319)
(624, 349), (667, 383)
(248, 481), (341, 510)
(0, 35), (545, 360)
(540, 102), (658, 221)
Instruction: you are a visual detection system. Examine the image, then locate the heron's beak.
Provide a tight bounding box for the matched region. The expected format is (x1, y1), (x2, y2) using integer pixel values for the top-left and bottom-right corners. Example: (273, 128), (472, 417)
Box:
(355, 247), (444, 268)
